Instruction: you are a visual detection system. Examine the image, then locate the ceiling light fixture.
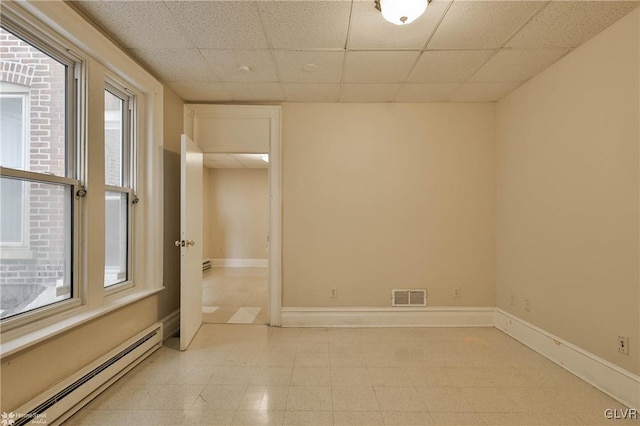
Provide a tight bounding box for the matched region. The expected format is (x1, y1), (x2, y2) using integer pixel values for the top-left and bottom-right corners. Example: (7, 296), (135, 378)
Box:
(375, 0), (430, 26)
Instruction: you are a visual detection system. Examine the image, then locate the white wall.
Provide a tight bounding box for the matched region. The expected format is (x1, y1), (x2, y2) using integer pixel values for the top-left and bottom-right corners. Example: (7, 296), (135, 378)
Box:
(496, 9), (640, 374)
(282, 103), (496, 308)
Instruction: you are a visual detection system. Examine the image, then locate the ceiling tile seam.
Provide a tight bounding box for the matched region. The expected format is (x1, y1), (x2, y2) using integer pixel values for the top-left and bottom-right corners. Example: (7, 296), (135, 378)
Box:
(457, 49), (501, 89)
(160, 0), (200, 53)
(65, 2), (165, 84)
(460, 0), (550, 88)
(254, 1), (286, 96)
(502, 48), (573, 89)
(392, 0), (454, 104)
(196, 49), (224, 83)
(421, 0), (455, 51)
(339, 0), (357, 102)
(499, 0), (552, 49)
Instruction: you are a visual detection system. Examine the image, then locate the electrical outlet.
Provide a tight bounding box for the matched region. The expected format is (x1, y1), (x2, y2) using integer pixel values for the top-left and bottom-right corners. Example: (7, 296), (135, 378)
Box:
(618, 336), (629, 355)
(330, 287), (337, 298)
(524, 299), (531, 312)
(453, 287), (461, 298)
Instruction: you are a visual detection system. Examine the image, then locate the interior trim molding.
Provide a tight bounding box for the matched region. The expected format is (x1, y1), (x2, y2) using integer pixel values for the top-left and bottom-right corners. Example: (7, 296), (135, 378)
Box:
(281, 306), (495, 328)
(211, 258), (268, 268)
(495, 309), (639, 409)
(160, 309), (180, 341)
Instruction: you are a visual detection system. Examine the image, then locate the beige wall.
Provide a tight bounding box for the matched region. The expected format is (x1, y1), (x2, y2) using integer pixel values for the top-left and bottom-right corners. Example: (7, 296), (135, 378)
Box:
(205, 168), (269, 260)
(282, 103), (496, 307)
(1, 298), (158, 411)
(496, 9), (640, 374)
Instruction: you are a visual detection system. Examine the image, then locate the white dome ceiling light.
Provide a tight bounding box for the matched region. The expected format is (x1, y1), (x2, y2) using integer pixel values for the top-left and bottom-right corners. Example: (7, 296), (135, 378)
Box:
(374, 0), (430, 26)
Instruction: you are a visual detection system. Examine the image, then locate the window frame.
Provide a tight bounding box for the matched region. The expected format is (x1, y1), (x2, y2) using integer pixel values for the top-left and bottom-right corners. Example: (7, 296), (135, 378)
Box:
(0, 17), (83, 330)
(0, 0), (164, 352)
(103, 80), (136, 293)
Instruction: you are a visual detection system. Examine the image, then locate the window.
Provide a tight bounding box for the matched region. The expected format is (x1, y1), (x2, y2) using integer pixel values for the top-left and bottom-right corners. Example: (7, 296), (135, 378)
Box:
(0, 93), (28, 248)
(104, 86), (133, 288)
(0, 1), (163, 342)
(0, 25), (78, 320)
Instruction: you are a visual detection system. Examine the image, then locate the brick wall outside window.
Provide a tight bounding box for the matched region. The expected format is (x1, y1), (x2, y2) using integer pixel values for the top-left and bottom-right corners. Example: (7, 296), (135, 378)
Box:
(1, 27), (69, 314)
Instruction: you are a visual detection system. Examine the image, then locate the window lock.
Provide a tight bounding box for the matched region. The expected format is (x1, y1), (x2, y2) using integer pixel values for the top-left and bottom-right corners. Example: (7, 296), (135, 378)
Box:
(76, 187), (87, 197)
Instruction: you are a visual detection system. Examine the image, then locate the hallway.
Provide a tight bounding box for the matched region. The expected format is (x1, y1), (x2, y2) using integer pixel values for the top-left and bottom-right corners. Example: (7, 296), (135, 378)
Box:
(202, 268), (268, 325)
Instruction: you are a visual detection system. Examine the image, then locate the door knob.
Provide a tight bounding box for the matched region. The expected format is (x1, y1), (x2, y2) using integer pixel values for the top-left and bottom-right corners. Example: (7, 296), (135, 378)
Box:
(186, 240), (195, 247)
(175, 240), (185, 247)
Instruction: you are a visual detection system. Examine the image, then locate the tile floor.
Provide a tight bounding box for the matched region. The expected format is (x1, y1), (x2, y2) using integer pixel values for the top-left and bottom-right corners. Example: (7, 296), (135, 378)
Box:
(64, 325), (638, 426)
(202, 268), (267, 325)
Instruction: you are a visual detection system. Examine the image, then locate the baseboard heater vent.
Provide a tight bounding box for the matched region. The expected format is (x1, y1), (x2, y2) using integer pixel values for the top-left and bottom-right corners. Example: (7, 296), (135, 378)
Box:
(203, 258), (212, 274)
(392, 289), (427, 307)
(11, 323), (162, 426)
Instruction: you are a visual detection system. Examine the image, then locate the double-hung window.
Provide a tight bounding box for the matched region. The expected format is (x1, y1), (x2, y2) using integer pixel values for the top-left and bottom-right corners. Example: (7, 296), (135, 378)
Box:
(103, 84), (134, 288)
(0, 24), (80, 321)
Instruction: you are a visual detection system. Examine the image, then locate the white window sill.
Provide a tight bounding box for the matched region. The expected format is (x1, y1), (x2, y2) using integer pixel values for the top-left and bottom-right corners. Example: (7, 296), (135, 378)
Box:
(0, 287), (164, 358)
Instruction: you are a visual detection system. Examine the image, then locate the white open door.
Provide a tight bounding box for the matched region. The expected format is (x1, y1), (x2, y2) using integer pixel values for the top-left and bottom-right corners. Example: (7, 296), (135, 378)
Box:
(179, 134), (203, 350)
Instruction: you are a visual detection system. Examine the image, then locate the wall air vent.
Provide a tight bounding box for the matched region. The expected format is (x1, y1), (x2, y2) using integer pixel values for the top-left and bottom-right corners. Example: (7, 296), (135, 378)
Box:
(392, 289), (427, 307)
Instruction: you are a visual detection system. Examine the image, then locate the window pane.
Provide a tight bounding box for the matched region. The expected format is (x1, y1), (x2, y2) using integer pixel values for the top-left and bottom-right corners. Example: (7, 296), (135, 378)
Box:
(0, 178), (73, 320)
(104, 90), (124, 186)
(0, 178), (24, 243)
(104, 191), (128, 287)
(0, 96), (25, 169)
(0, 27), (68, 177)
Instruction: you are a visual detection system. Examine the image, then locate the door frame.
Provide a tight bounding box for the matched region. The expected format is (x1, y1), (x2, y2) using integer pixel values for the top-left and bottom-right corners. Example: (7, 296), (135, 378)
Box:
(184, 105), (282, 326)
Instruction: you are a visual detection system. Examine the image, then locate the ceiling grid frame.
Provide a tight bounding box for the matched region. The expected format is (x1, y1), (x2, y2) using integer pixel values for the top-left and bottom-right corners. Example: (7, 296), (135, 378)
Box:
(68, 0), (640, 103)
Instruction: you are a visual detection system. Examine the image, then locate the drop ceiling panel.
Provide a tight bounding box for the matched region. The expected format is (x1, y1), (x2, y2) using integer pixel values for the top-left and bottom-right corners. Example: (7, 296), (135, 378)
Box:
(284, 84), (341, 102)
(275, 51), (344, 83)
(344, 51), (420, 83)
(258, 1), (351, 49)
(72, 1), (192, 49)
(129, 48), (214, 82)
(470, 48), (569, 83)
(73, 0), (638, 104)
(348, 0), (451, 50)
(168, 82), (233, 102)
(164, 1), (268, 49)
(450, 82), (521, 102)
(340, 84), (402, 102)
(407, 50), (496, 83)
(396, 83), (461, 102)
(201, 50), (279, 82)
(222, 82), (284, 102)
(428, 1), (545, 49)
(506, 1), (640, 49)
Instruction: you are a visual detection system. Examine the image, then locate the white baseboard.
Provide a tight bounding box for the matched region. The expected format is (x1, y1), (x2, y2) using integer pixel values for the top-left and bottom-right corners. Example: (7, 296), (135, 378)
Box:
(211, 258), (268, 268)
(281, 306), (495, 328)
(495, 309), (639, 410)
(160, 309), (180, 341)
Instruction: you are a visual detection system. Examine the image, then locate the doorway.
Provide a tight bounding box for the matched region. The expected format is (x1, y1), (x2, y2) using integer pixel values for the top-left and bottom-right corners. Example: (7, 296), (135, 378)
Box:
(201, 153), (269, 324)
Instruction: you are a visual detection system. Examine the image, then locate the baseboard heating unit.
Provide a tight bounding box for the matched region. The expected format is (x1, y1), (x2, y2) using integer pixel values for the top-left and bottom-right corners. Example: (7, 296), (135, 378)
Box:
(10, 323), (162, 426)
